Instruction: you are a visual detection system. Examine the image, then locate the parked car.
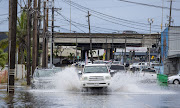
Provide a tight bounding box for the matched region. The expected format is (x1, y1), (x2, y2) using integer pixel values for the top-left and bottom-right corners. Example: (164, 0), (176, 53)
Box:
(93, 60), (104, 64)
(168, 74), (180, 84)
(150, 61), (160, 67)
(78, 61), (85, 67)
(79, 64), (111, 88)
(130, 62), (150, 71)
(110, 64), (126, 77)
(139, 68), (157, 80)
(112, 61), (121, 64)
(31, 68), (57, 89)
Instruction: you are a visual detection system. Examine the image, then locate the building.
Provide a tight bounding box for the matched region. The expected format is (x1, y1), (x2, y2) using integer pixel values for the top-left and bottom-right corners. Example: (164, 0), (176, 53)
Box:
(114, 47), (158, 63)
(161, 26), (180, 75)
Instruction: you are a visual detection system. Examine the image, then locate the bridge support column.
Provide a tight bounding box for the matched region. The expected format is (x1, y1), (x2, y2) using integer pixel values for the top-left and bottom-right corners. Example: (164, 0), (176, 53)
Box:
(102, 44), (111, 61)
(107, 47), (111, 61)
(81, 47), (88, 61)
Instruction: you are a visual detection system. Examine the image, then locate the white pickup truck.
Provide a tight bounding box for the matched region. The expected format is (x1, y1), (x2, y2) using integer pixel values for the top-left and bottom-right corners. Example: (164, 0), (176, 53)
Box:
(79, 64), (111, 88)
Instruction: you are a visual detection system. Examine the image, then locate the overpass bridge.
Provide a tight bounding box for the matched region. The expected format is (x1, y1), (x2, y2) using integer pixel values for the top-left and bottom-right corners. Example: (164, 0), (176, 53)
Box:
(40, 33), (160, 60)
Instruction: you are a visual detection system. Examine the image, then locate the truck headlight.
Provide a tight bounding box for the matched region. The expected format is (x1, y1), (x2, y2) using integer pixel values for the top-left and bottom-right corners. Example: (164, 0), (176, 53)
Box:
(82, 76), (88, 81)
(105, 76), (111, 80)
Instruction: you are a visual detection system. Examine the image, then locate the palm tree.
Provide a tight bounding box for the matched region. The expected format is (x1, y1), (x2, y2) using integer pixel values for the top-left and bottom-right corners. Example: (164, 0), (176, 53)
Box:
(16, 10), (28, 64)
(0, 10), (28, 64)
(0, 48), (8, 70)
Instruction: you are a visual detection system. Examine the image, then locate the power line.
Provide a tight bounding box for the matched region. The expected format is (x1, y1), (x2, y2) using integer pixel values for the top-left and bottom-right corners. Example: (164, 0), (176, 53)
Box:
(61, 0), (163, 32)
(55, 10), (86, 33)
(118, 0), (180, 11)
(61, 0), (164, 28)
(0, 13), (9, 17)
(0, 19), (8, 25)
(55, 11), (121, 33)
(55, 15), (123, 32)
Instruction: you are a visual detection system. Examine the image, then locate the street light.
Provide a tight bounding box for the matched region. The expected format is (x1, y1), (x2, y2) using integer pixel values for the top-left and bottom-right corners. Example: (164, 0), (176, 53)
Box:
(148, 18), (154, 66)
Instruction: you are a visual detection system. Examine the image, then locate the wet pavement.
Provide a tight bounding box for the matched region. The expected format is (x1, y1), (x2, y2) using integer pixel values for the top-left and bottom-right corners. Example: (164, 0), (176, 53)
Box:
(1, 66), (180, 108)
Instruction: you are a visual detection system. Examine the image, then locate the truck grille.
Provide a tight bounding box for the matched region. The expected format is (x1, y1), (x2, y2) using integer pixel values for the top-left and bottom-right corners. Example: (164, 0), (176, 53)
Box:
(89, 76), (104, 81)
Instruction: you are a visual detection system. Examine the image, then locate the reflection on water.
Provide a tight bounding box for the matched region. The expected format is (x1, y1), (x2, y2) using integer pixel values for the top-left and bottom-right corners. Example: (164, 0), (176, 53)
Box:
(0, 66), (180, 108)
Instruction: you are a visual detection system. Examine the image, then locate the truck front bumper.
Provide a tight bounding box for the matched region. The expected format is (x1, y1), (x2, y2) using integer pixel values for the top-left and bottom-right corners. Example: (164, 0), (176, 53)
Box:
(81, 81), (110, 88)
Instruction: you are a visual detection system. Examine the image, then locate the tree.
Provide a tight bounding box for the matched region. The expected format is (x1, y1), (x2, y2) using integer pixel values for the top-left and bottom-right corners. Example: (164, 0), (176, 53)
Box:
(68, 53), (75, 60)
(0, 48), (8, 70)
(0, 10), (28, 64)
(16, 10), (28, 64)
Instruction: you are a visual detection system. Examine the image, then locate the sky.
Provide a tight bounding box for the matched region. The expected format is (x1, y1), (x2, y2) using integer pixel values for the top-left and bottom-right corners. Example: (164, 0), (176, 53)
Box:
(0, 0), (180, 34)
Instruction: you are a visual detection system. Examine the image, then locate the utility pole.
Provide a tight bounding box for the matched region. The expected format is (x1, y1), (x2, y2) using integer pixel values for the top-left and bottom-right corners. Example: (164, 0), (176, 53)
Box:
(87, 11), (93, 63)
(76, 32), (78, 62)
(32, 0), (38, 74)
(7, 0), (11, 92)
(37, 0), (41, 66)
(42, 1), (47, 68)
(46, 0), (49, 67)
(161, 0), (164, 31)
(148, 18), (154, 66)
(124, 36), (127, 65)
(169, 0), (172, 26)
(27, 0), (32, 86)
(70, 0), (71, 33)
(8, 0), (17, 93)
(105, 35), (107, 60)
(50, 0), (54, 68)
(111, 36), (114, 61)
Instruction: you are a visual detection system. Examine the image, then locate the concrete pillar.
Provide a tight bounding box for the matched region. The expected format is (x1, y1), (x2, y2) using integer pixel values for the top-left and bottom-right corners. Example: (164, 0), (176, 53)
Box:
(81, 47), (88, 61)
(81, 49), (84, 61)
(107, 44), (111, 60)
(107, 48), (110, 60)
(102, 43), (111, 61)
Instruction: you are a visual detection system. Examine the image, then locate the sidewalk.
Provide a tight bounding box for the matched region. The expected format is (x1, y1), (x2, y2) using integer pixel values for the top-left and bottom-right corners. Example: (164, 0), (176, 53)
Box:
(0, 79), (28, 91)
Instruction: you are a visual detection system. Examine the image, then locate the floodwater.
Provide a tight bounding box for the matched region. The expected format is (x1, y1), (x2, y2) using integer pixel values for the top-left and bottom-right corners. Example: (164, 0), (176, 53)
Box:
(1, 66), (180, 108)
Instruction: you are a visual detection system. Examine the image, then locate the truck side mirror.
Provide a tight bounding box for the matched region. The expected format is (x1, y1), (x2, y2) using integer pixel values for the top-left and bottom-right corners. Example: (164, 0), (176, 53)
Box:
(78, 71), (82, 74)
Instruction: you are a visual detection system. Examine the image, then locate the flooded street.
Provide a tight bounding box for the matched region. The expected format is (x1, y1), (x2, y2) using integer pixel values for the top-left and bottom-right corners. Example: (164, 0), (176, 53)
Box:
(1, 66), (180, 108)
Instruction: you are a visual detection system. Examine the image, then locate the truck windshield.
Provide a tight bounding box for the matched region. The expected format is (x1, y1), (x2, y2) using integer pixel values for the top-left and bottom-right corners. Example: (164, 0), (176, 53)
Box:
(84, 66), (108, 73)
(34, 69), (55, 77)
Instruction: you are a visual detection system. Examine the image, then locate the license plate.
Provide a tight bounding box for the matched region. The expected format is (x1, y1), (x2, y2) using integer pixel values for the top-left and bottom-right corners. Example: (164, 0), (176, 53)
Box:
(94, 83), (99, 86)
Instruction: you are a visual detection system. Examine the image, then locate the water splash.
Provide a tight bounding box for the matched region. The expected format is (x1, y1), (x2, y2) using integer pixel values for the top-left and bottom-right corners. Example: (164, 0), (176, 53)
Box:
(30, 67), (176, 95)
(53, 66), (81, 92)
(109, 72), (175, 94)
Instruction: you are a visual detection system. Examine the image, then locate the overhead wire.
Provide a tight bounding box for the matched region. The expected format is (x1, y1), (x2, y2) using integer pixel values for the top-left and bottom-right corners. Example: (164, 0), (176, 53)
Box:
(118, 0), (180, 11)
(54, 15), (124, 33)
(60, 0), (162, 33)
(56, 0), (161, 33)
(55, 10), (86, 33)
(54, 10), (124, 33)
(61, 0), (164, 29)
